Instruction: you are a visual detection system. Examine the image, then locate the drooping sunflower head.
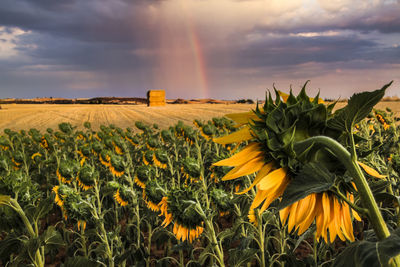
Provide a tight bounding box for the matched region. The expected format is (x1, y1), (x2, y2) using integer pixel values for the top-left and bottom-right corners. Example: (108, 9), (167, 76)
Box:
(125, 132), (140, 146)
(153, 150), (168, 169)
(166, 188), (204, 243)
(57, 160), (79, 184)
(11, 151), (24, 169)
(40, 134), (51, 149)
(114, 186), (135, 207)
(161, 129), (174, 144)
(193, 119), (203, 128)
(199, 124), (217, 140)
(374, 110), (391, 130)
(0, 136), (10, 151)
(181, 157), (201, 183)
(143, 150), (154, 166)
(112, 138), (125, 155)
(142, 179), (165, 212)
(146, 137), (158, 150)
(212, 82), (383, 243)
(75, 131), (86, 141)
(77, 165), (97, 190)
(135, 165), (153, 189)
(249, 86), (339, 173)
(210, 188), (233, 215)
(52, 184), (73, 207)
(63, 191), (92, 222)
(99, 150), (111, 167)
(109, 154), (125, 177)
(58, 122), (74, 135)
(135, 121), (150, 132)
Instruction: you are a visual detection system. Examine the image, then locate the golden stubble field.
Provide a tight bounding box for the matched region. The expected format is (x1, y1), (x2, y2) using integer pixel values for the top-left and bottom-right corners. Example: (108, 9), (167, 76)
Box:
(0, 102), (399, 132)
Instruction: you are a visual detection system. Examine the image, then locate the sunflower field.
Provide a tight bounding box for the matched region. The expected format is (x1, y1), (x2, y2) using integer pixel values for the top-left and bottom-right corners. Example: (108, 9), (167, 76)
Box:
(1, 82), (400, 267)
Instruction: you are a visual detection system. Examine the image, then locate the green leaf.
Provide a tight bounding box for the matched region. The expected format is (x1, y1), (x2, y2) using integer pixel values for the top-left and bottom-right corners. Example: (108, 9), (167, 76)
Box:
(278, 163), (335, 209)
(62, 256), (102, 267)
(41, 226), (65, 248)
(333, 228), (400, 267)
(34, 197), (53, 221)
(328, 82), (392, 132)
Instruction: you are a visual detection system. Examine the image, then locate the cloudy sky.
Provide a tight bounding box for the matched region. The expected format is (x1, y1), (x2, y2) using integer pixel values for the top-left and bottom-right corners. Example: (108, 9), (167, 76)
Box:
(0, 0), (399, 100)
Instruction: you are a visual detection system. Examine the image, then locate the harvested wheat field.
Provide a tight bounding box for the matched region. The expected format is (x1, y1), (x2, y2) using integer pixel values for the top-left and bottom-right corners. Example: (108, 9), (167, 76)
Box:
(0, 103), (256, 132)
(0, 102), (399, 132)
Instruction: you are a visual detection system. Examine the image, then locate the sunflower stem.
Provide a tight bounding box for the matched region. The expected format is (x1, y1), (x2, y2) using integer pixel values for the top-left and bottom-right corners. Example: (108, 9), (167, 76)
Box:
(295, 136), (390, 240)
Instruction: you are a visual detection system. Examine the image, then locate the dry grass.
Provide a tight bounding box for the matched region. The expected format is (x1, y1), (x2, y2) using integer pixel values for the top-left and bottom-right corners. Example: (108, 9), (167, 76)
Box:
(0, 104), (256, 132)
(0, 102), (399, 132)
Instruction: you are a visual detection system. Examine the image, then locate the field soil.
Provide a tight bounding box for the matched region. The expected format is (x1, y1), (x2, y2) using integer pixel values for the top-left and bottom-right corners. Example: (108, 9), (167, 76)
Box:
(0, 102), (398, 132)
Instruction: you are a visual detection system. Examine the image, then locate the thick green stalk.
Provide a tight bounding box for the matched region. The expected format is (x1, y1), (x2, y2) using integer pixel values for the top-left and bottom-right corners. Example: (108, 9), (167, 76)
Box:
(295, 136), (390, 240)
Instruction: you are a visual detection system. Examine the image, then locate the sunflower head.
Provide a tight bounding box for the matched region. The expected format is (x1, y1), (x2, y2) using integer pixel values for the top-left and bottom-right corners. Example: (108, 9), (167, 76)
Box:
(146, 137), (158, 150)
(11, 151), (24, 167)
(181, 157), (201, 182)
(58, 122), (74, 134)
(135, 165), (153, 188)
(109, 154), (125, 177)
(210, 188), (233, 214)
(200, 124), (216, 140)
(135, 121), (149, 132)
(112, 139), (125, 155)
(63, 191), (91, 222)
(143, 179), (165, 212)
(154, 150), (168, 169)
(143, 150), (154, 166)
(77, 165), (97, 190)
(52, 184), (73, 207)
(0, 136), (10, 150)
(57, 160), (79, 184)
(92, 141), (103, 155)
(114, 186), (135, 207)
(125, 133), (140, 146)
(249, 87), (338, 172)
(160, 129), (174, 144)
(212, 82), (390, 243)
(193, 119), (203, 128)
(166, 188), (204, 243)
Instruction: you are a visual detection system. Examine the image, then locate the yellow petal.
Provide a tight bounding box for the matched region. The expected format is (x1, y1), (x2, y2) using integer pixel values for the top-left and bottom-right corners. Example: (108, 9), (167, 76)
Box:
(297, 194), (317, 235)
(213, 126), (253, 145)
(225, 111), (261, 126)
(236, 162), (275, 195)
(213, 142), (262, 167)
(221, 156), (265, 181)
(358, 161), (386, 179)
(280, 206), (291, 224)
(322, 193), (331, 230)
(341, 203), (355, 241)
(278, 90), (289, 103)
(287, 202), (298, 232)
(260, 176), (289, 212)
(250, 190), (269, 209)
(258, 175), (289, 213)
(258, 168), (287, 191)
(295, 195), (313, 227)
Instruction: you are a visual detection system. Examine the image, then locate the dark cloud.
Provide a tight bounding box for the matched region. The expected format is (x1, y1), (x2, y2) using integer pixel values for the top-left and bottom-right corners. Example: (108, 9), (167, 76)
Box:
(0, 0), (399, 99)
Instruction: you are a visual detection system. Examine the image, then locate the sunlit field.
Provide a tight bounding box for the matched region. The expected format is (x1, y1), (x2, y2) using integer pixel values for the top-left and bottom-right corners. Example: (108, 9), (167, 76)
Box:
(0, 101), (399, 132)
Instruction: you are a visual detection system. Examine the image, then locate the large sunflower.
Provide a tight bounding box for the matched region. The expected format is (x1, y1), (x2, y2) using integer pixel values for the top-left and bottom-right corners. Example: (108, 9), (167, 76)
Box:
(213, 85), (375, 243)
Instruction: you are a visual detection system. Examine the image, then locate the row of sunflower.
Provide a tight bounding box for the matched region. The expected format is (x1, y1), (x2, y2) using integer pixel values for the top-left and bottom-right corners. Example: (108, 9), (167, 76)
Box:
(1, 82), (400, 266)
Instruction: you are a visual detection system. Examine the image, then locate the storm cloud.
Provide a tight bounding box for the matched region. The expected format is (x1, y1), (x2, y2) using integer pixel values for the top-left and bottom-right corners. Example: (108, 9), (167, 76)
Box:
(0, 0), (399, 99)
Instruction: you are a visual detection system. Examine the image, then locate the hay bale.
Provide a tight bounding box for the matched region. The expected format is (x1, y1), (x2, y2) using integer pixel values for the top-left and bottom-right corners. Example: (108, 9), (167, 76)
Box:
(147, 90), (166, 106)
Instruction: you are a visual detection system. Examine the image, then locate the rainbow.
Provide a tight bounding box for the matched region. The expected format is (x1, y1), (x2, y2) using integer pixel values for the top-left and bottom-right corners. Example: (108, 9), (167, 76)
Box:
(181, 1), (209, 98)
